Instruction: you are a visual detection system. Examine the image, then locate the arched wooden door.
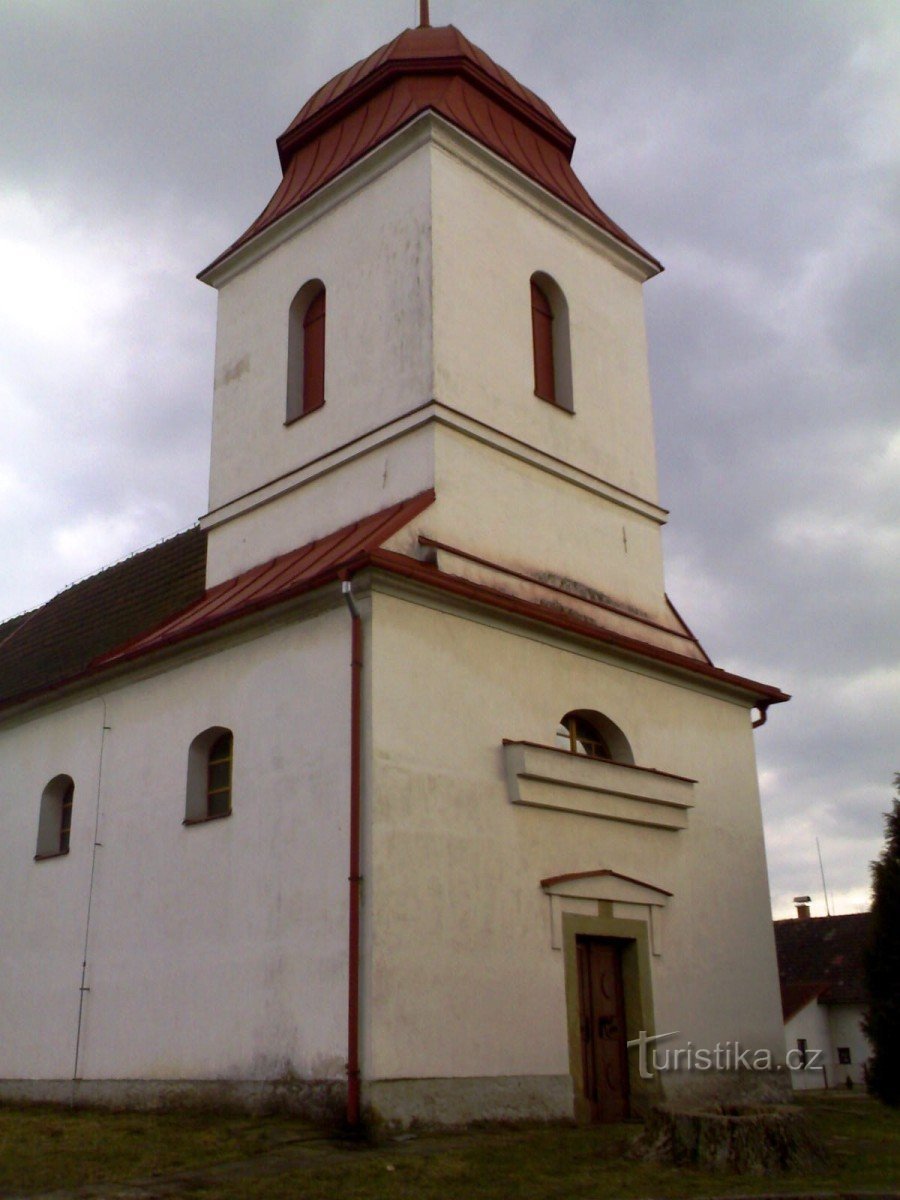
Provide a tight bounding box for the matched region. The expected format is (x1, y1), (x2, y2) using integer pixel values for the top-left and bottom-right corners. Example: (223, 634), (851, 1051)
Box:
(576, 936), (630, 1121)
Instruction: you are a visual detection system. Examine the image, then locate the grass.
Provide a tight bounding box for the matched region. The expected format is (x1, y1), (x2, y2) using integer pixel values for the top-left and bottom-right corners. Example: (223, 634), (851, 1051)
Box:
(0, 1106), (310, 1194)
(0, 1092), (898, 1198)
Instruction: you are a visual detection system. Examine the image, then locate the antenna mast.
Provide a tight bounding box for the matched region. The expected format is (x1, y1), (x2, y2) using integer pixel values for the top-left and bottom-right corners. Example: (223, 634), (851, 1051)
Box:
(816, 837), (832, 916)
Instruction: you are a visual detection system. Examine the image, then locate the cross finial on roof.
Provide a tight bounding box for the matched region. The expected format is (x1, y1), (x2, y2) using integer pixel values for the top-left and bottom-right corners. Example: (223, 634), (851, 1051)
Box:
(418, 0), (430, 28)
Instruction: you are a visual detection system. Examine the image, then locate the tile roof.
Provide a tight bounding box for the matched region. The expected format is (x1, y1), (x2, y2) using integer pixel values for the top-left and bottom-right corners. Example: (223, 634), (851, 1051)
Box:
(203, 24), (660, 278)
(96, 491), (436, 670)
(0, 528), (206, 710)
(0, 487), (786, 716)
(774, 912), (871, 1017)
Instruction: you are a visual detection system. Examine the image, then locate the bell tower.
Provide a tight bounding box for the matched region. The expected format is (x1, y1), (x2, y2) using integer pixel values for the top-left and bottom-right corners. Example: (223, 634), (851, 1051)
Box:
(199, 18), (695, 656)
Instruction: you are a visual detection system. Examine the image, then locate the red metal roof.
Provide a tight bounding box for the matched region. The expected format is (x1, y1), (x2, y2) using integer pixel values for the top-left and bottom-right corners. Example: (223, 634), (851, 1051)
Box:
(95, 491), (435, 669)
(0, 492), (787, 714)
(280, 25), (572, 157)
(203, 24), (661, 277)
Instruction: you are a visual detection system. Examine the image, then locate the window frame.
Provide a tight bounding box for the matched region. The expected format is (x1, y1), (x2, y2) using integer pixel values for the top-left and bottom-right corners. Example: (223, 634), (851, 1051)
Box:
(35, 774), (75, 860)
(529, 271), (573, 413)
(554, 710), (634, 765)
(184, 727), (234, 826)
(286, 280), (326, 423)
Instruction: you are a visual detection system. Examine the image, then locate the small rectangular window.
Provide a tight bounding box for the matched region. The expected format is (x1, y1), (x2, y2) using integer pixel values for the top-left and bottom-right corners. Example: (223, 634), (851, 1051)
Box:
(837, 1046), (851, 1065)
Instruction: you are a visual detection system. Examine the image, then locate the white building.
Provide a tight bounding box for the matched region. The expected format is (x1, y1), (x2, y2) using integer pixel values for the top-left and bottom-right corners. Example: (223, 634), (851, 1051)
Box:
(0, 17), (791, 1125)
(775, 909), (872, 1091)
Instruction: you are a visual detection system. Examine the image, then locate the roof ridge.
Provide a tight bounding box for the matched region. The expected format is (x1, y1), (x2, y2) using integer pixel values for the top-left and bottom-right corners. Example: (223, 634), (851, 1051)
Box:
(13, 525), (202, 618)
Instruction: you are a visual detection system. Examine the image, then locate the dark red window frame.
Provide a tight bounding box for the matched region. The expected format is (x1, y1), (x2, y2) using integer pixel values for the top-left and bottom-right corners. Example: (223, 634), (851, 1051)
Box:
(302, 287), (326, 415)
(531, 279), (556, 404)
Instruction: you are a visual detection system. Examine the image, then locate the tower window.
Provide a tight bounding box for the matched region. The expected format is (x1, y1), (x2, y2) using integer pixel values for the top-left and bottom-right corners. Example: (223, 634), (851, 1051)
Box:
(530, 272), (573, 412)
(185, 727), (234, 824)
(286, 280), (326, 422)
(531, 280), (556, 403)
(555, 710), (634, 764)
(35, 774), (75, 859)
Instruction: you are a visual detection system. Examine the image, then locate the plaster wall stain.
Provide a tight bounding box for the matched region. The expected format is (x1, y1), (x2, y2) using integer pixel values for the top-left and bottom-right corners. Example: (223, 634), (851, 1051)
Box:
(217, 355), (251, 387)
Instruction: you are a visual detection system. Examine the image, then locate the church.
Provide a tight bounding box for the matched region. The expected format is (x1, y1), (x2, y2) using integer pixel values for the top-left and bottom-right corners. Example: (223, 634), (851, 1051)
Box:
(0, 11), (791, 1126)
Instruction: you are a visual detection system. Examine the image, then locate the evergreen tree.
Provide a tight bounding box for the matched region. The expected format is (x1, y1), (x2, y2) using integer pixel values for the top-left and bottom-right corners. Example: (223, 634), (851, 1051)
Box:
(863, 773), (900, 1105)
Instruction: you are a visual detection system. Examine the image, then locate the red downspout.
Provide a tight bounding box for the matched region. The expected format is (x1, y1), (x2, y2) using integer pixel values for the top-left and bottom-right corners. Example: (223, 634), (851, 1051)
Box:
(340, 574), (362, 1127)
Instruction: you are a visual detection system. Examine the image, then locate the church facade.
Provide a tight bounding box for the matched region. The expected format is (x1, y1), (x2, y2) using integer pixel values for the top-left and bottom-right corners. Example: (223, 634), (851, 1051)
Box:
(0, 19), (790, 1125)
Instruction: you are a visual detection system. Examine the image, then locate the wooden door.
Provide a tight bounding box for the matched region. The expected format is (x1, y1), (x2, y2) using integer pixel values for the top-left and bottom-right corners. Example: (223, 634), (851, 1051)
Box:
(576, 937), (630, 1122)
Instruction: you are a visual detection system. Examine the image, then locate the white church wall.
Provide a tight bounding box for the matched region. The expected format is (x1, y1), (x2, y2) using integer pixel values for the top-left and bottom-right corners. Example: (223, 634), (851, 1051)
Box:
(365, 587), (786, 1117)
(204, 419), (435, 587)
(0, 603), (351, 1094)
(430, 137), (661, 507)
(205, 140), (434, 528)
(427, 424), (670, 622)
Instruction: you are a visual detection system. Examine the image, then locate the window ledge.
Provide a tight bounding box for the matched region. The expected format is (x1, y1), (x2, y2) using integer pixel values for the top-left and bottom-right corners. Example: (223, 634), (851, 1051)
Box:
(534, 390), (574, 414)
(34, 849), (70, 861)
(502, 740), (693, 830)
(284, 401), (325, 426)
(183, 810), (232, 827)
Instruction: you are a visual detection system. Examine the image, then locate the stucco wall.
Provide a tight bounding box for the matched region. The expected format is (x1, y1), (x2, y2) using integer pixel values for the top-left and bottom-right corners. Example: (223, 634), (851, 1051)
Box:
(206, 141), (433, 518)
(365, 587), (785, 1114)
(0, 603), (350, 1087)
(784, 1000), (833, 1091)
(827, 1004), (870, 1088)
(428, 425), (668, 621)
(431, 140), (660, 505)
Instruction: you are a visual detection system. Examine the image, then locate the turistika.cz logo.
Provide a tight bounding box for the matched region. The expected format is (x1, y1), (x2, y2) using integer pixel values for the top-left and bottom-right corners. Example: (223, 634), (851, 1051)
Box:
(626, 1030), (825, 1080)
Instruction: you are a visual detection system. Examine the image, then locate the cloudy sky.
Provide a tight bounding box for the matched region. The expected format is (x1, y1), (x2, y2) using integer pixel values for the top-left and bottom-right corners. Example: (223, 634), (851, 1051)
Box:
(2, 1), (897, 918)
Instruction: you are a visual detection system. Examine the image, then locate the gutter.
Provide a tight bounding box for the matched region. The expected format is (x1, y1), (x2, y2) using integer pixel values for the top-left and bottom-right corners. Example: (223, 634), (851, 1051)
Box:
(340, 573), (363, 1128)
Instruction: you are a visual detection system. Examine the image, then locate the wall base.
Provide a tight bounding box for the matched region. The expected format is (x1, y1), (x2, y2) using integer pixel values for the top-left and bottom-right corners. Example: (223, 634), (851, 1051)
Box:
(365, 1074), (574, 1127)
(0, 1077), (345, 1120)
(657, 1069), (793, 1108)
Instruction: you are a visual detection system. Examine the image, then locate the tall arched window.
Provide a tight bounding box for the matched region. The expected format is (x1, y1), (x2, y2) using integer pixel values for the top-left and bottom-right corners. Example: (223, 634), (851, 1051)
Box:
(286, 280), (326, 422)
(530, 272), (573, 412)
(555, 710), (634, 764)
(185, 727), (234, 824)
(35, 774), (74, 859)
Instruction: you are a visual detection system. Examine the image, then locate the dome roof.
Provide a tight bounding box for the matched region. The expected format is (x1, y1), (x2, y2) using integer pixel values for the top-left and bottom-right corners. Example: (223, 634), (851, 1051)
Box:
(203, 23), (660, 276)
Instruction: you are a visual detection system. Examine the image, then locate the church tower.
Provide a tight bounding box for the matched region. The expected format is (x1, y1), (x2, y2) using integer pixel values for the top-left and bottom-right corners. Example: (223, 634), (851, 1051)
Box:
(0, 12), (791, 1127)
(191, 14), (790, 1121)
(198, 20), (681, 653)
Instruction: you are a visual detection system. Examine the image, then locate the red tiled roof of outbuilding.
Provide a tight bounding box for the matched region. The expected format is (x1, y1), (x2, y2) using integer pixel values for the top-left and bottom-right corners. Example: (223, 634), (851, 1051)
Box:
(202, 24), (661, 277)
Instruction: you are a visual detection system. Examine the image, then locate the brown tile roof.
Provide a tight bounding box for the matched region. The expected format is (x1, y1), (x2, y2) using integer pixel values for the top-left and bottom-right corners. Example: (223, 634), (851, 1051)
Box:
(0, 528), (207, 710)
(202, 24), (661, 278)
(773, 912), (871, 1016)
(96, 491), (436, 669)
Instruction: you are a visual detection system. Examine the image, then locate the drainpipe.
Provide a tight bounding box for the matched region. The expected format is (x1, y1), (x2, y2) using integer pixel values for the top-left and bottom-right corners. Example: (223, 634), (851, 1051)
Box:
(340, 574), (362, 1128)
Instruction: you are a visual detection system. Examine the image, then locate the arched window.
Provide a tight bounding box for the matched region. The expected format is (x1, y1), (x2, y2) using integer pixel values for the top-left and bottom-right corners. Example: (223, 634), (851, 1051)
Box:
(286, 280), (326, 422)
(530, 272), (573, 412)
(555, 710), (634, 764)
(35, 774), (74, 859)
(185, 727), (233, 824)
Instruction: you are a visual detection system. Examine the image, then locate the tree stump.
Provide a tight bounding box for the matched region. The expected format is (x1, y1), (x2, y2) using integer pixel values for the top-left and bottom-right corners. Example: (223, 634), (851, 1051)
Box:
(631, 1103), (825, 1174)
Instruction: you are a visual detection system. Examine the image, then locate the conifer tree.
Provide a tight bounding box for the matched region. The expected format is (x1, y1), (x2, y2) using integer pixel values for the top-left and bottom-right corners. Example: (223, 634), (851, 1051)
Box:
(863, 773), (900, 1105)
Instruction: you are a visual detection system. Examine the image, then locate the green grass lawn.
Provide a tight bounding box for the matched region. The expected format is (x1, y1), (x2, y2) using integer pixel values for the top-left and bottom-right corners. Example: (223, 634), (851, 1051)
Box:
(0, 1092), (897, 1199)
